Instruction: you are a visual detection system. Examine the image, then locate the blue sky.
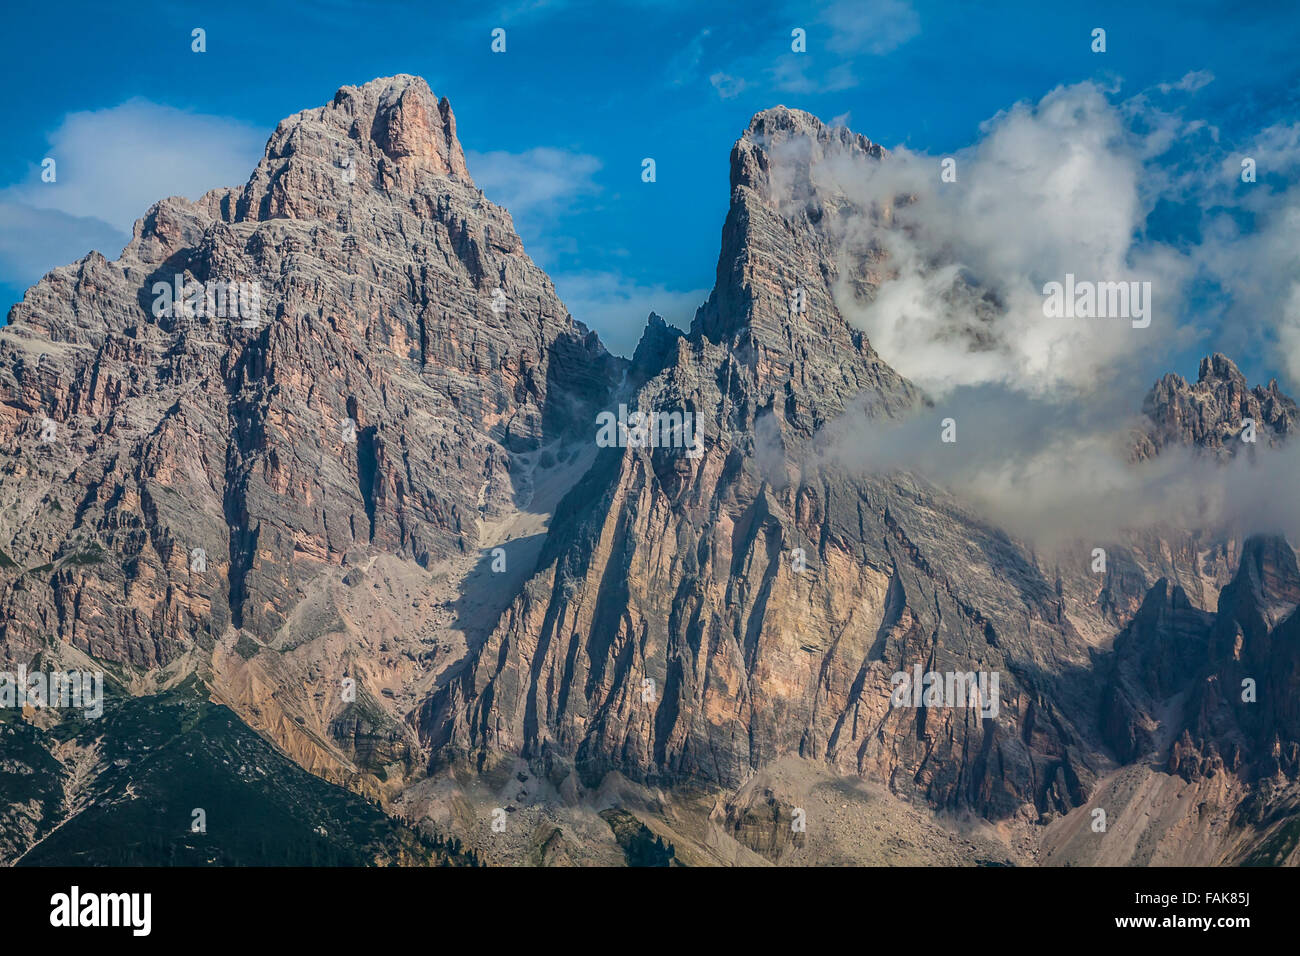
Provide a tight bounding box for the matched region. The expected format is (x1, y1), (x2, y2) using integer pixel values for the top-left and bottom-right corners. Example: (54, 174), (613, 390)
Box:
(1, 0), (1297, 382)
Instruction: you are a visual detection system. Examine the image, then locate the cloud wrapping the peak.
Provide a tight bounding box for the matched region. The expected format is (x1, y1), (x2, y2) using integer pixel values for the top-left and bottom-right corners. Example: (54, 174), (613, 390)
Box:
(779, 78), (1300, 546)
(798, 82), (1193, 396)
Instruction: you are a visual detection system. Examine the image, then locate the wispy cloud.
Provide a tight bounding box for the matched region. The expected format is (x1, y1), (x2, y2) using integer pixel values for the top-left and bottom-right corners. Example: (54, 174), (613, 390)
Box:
(708, 0), (920, 101)
(1157, 69), (1214, 94)
(770, 57), (857, 94)
(466, 146), (602, 225)
(817, 0), (920, 56)
(709, 72), (748, 100)
(0, 98), (264, 292)
(665, 27), (712, 87)
(2, 98), (264, 233)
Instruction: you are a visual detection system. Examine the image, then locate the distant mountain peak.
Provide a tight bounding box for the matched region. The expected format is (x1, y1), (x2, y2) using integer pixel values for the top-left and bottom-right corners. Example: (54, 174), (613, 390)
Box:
(1134, 353), (1296, 459)
(731, 105), (886, 211)
(1197, 351), (1247, 386)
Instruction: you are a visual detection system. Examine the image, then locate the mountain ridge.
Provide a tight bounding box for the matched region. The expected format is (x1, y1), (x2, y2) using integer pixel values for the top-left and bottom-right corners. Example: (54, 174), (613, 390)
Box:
(2, 75), (1299, 866)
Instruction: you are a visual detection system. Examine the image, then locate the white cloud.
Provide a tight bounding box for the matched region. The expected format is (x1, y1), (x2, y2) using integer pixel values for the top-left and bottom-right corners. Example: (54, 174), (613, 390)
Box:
(770, 57), (857, 94)
(3, 98), (265, 233)
(1192, 127), (1300, 381)
(794, 82), (1190, 396)
(819, 386), (1300, 548)
(0, 98), (265, 294)
(551, 271), (708, 357)
(795, 78), (1300, 545)
(710, 72), (748, 100)
(1157, 70), (1214, 94)
(1231, 120), (1300, 174)
(465, 147), (602, 223)
(818, 0), (920, 56)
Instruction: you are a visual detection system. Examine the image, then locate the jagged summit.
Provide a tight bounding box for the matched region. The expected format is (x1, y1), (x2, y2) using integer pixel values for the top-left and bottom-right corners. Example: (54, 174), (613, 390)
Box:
(189, 73), (475, 230)
(732, 105), (885, 209)
(1134, 352), (1296, 459)
(1198, 352), (1249, 385)
(630, 311), (685, 380)
(740, 104), (881, 145)
(331, 74), (470, 180)
(285, 74), (470, 180)
(0, 74), (620, 666)
(740, 104), (883, 155)
(685, 104), (916, 427)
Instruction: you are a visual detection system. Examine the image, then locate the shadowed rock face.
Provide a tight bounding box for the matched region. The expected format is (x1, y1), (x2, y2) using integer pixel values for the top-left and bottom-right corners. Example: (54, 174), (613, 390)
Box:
(1104, 355), (1300, 788)
(4, 79), (1300, 863)
(0, 74), (620, 670)
(1170, 535), (1300, 781)
(1100, 579), (1214, 763)
(1099, 532), (1300, 791)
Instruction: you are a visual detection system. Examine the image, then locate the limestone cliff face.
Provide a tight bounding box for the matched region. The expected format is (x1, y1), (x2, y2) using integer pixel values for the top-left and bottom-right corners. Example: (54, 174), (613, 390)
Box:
(0, 75), (619, 775)
(1090, 360), (1300, 863)
(1080, 531), (1300, 866)
(424, 108), (1104, 821)
(1171, 535), (1300, 781)
(4, 80), (1300, 861)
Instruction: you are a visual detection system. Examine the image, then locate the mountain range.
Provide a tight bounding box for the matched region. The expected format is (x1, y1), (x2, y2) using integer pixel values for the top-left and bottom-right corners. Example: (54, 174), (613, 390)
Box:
(2, 75), (1298, 866)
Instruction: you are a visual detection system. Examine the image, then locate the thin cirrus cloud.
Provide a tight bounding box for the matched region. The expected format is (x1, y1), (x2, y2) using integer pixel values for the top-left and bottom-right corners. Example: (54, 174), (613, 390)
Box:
(770, 58), (858, 94)
(709, 72), (749, 100)
(706, 0), (921, 100)
(1157, 69), (1215, 95)
(665, 27), (712, 87)
(817, 0), (920, 56)
(0, 98), (265, 294)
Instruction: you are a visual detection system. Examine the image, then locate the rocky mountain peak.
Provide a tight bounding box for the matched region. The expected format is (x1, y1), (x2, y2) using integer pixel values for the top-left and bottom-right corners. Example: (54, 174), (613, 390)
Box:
(1198, 352), (1248, 387)
(685, 106), (917, 432)
(1133, 352), (1296, 459)
(630, 311), (685, 380)
(0, 74), (619, 671)
(335, 74), (470, 180)
(1218, 534), (1300, 638)
(199, 74), (475, 228)
(732, 105), (886, 212)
